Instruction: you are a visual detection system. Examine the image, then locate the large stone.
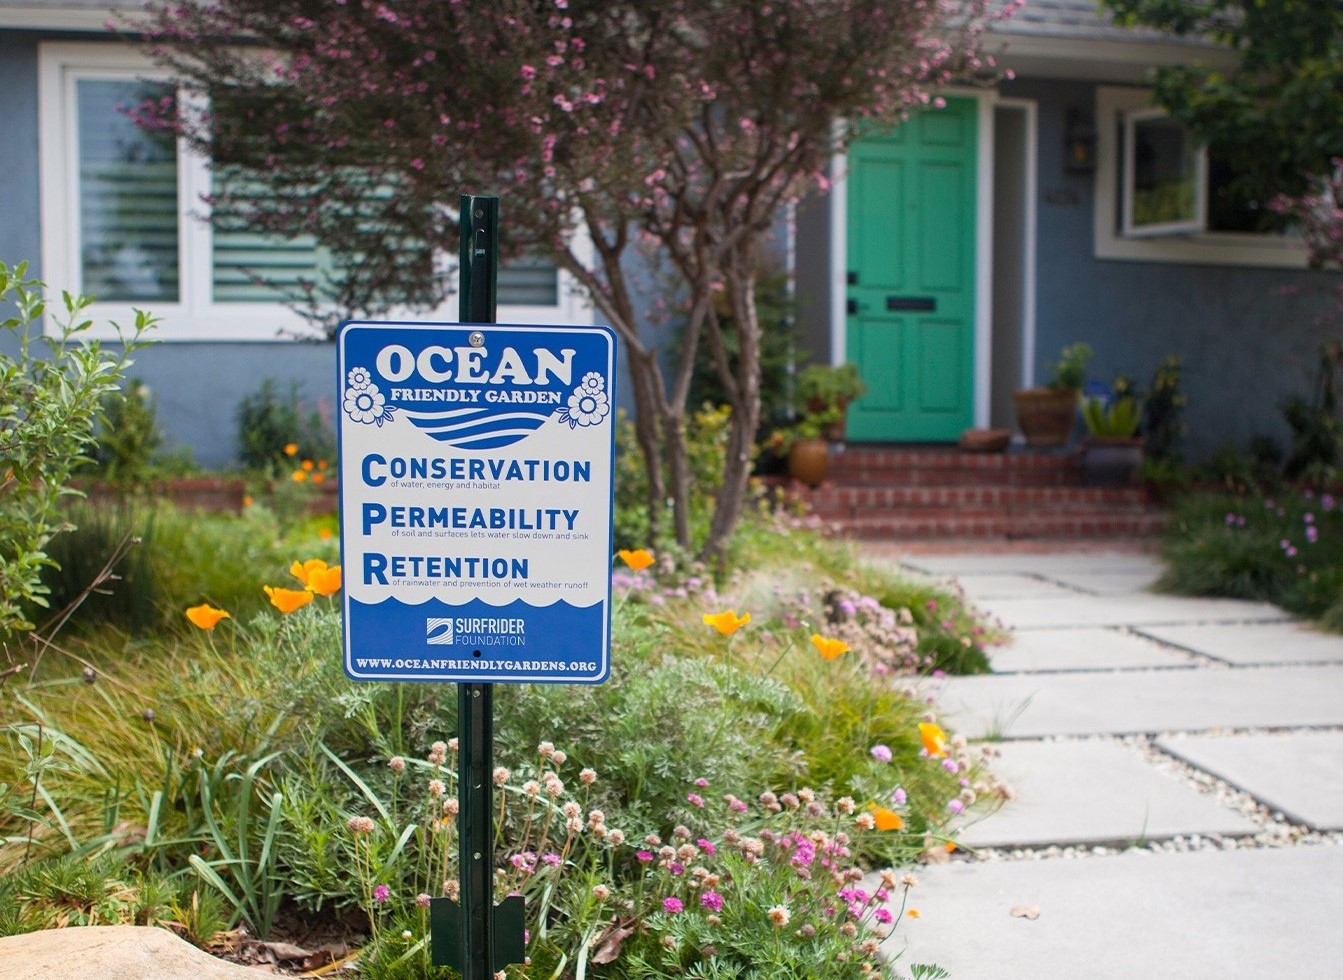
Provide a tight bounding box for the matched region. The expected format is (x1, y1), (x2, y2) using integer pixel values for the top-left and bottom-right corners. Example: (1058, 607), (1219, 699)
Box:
(879, 845), (1343, 980)
(1138, 621), (1343, 666)
(935, 665), (1343, 738)
(1156, 731), (1343, 831)
(990, 627), (1189, 673)
(0, 926), (264, 980)
(958, 740), (1257, 848)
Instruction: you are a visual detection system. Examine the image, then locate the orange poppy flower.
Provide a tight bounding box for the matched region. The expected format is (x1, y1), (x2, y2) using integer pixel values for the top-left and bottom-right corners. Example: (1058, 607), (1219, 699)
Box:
(918, 722), (948, 758)
(616, 548), (655, 571)
(301, 459), (315, 472)
(907, 909), (921, 919)
(871, 806), (904, 831)
(702, 610), (751, 636)
(318, 528), (333, 539)
(312, 472), (325, 484)
(292, 470), (308, 483)
(185, 604), (230, 630)
(264, 586), (314, 614)
(306, 564), (342, 597)
(810, 634), (850, 660)
(290, 559), (329, 587)
(283, 443), (299, 456)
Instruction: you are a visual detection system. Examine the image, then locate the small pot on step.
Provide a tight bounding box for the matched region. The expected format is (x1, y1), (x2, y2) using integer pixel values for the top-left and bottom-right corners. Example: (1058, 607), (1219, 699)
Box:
(787, 437), (829, 487)
(1081, 436), (1143, 487)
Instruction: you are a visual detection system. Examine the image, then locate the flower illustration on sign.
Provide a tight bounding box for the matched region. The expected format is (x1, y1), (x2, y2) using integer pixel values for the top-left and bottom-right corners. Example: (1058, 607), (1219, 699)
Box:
(556, 372), (610, 429)
(343, 366), (396, 427)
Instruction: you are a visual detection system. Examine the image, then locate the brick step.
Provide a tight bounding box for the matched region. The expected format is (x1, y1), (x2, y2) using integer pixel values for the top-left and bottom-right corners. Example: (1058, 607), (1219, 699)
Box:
(800, 484), (1148, 511)
(832, 510), (1169, 541)
(827, 450), (1085, 486)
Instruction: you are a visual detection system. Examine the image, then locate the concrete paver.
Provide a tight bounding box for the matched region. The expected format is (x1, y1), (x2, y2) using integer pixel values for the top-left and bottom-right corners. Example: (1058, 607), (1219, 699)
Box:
(935, 665), (1343, 738)
(1156, 731), (1343, 831)
(972, 593), (1289, 630)
(956, 740), (1258, 848)
(989, 627), (1189, 673)
(881, 844), (1343, 980)
(901, 553), (1164, 578)
(1033, 568), (1160, 595)
(1137, 620), (1343, 666)
(932, 572), (1081, 601)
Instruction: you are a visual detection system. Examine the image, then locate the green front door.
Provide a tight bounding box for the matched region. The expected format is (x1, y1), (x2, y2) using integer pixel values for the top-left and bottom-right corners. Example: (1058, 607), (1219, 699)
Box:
(845, 97), (978, 442)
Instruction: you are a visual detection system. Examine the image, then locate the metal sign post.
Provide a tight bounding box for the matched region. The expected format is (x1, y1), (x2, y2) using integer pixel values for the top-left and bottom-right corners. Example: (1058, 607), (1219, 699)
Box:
(335, 195), (616, 977)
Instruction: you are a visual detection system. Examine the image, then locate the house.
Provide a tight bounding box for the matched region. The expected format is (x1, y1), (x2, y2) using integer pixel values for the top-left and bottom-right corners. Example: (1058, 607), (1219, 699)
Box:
(1, 0), (1337, 468)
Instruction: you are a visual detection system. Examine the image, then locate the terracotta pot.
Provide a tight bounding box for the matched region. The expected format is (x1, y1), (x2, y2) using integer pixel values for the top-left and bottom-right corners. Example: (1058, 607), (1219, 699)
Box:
(1013, 388), (1079, 447)
(1082, 437), (1144, 487)
(787, 438), (829, 487)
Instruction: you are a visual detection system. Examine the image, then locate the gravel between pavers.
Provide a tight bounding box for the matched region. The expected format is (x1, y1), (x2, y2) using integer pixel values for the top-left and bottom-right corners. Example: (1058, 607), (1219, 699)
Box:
(955, 730), (1343, 864)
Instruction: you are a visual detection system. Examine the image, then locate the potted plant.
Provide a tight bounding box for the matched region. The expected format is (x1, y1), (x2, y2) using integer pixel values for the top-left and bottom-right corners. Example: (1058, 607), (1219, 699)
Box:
(768, 406), (843, 487)
(1014, 343), (1092, 447)
(797, 363), (866, 442)
(1080, 388), (1143, 486)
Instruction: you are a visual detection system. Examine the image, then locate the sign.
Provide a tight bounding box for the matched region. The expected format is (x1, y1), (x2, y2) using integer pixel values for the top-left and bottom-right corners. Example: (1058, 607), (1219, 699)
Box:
(337, 320), (617, 684)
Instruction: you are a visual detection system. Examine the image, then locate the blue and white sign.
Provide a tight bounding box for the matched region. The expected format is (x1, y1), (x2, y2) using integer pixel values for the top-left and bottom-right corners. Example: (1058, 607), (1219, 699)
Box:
(336, 320), (617, 684)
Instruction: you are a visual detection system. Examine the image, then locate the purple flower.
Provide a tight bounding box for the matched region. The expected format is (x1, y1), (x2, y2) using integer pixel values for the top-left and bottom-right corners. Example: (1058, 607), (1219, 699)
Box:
(663, 897), (684, 914)
(697, 838), (716, 855)
(694, 777), (709, 788)
(636, 850), (654, 863)
(373, 884), (391, 903)
(941, 758), (959, 774)
(870, 744), (893, 763)
(892, 787), (907, 806)
(874, 908), (893, 924)
(687, 793), (705, 808)
(1305, 512), (1316, 524)
(1324, 494), (1336, 511)
(947, 798), (965, 814)
(700, 891), (724, 912)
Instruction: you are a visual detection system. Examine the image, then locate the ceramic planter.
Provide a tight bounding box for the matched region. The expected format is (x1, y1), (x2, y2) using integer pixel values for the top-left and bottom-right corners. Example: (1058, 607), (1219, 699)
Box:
(1013, 388), (1079, 447)
(787, 438), (829, 487)
(1082, 437), (1144, 486)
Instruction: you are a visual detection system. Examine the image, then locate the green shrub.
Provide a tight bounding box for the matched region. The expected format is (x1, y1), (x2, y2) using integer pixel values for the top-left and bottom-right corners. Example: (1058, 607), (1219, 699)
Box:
(0, 262), (153, 637)
(89, 380), (164, 486)
(236, 378), (336, 472)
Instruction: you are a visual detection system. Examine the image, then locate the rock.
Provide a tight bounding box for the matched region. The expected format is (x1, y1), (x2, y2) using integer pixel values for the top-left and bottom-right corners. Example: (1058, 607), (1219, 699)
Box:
(0, 925), (266, 980)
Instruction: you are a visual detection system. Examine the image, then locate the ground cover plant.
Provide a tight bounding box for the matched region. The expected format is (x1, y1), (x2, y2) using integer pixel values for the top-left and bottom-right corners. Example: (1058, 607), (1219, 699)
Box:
(1, 498), (1004, 978)
(1158, 487), (1343, 629)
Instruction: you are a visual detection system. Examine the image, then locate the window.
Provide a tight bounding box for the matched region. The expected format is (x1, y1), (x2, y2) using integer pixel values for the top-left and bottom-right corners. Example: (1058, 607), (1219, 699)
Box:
(39, 44), (588, 341)
(1094, 86), (1307, 268)
(1121, 108), (1205, 237)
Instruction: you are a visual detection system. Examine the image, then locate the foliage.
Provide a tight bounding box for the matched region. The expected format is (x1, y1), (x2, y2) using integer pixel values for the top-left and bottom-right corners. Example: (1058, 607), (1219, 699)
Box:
(131, 0), (1009, 562)
(798, 363), (868, 411)
(1158, 488), (1343, 626)
(1282, 340), (1343, 485)
(235, 378), (336, 473)
(1142, 355), (1186, 465)
(614, 406), (731, 553)
(1045, 343), (1092, 392)
(1081, 394), (1142, 439)
(88, 380), (164, 486)
(0, 262), (154, 638)
(1103, 0), (1343, 204)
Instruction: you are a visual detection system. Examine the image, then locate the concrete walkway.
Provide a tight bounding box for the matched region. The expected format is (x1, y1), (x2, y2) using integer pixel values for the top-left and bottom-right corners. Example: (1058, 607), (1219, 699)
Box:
(863, 546), (1343, 979)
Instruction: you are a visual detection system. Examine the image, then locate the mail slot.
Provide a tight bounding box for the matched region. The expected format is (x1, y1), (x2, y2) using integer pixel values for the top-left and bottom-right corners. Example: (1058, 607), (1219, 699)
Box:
(887, 296), (936, 312)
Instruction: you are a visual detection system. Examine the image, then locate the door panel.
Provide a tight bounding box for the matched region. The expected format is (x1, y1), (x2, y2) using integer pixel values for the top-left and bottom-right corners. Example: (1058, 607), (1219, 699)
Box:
(846, 97), (977, 442)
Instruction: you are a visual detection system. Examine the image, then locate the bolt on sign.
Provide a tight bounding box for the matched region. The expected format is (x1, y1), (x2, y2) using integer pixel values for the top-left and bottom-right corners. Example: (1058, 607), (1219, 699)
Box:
(337, 320), (617, 684)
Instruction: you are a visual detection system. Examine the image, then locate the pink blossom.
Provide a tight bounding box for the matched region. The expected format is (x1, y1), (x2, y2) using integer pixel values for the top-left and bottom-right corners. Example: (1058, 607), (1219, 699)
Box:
(662, 897), (684, 914)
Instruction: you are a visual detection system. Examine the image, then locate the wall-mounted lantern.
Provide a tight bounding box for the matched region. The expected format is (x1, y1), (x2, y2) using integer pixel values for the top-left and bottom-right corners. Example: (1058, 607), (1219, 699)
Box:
(1064, 107), (1097, 175)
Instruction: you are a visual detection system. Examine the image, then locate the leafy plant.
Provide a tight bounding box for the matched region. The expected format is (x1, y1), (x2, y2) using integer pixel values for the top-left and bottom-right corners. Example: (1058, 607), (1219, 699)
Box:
(89, 379), (164, 486)
(798, 363), (867, 412)
(1282, 339), (1343, 484)
(1046, 343), (1092, 391)
(0, 261), (154, 637)
(235, 378), (335, 472)
(1142, 355), (1186, 464)
(1081, 394), (1142, 438)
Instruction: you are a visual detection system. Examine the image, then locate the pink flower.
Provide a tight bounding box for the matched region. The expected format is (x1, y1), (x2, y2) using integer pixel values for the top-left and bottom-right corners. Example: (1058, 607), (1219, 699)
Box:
(874, 908), (893, 924)
(663, 897), (684, 914)
(373, 884), (391, 903)
(870, 744), (892, 763)
(700, 891), (724, 912)
(636, 850), (654, 863)
(697, 838), (716, 855)
(687, 793), (705, 808)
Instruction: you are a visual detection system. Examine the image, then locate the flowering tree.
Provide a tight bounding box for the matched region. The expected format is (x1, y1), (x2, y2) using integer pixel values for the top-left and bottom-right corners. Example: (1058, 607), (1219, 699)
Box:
(132, 0), (1007, 560)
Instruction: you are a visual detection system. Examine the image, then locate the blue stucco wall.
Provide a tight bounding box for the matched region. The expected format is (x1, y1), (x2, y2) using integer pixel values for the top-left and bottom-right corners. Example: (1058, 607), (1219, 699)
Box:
(0, 34), (42, 276)
(1010, 76), (1340, 463)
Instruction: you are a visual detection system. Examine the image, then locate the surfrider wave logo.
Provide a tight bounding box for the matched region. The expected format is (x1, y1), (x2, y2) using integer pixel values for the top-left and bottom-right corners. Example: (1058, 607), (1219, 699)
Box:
(426, 618), (454, 645)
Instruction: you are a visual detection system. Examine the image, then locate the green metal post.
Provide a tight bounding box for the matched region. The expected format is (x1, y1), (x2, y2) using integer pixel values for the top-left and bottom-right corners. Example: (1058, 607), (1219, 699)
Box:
(429, 195), (524, 976)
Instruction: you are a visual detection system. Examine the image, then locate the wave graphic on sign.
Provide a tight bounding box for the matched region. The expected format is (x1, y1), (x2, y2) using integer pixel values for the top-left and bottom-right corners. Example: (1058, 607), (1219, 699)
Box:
(403, 406), (555, 449)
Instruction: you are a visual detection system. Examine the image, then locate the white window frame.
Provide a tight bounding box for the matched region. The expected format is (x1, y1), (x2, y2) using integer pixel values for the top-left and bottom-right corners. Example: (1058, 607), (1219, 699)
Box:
(1120, 107), (1207, 238)
(1094, 85), (1310, 269)
(38, 42), (592, 341)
